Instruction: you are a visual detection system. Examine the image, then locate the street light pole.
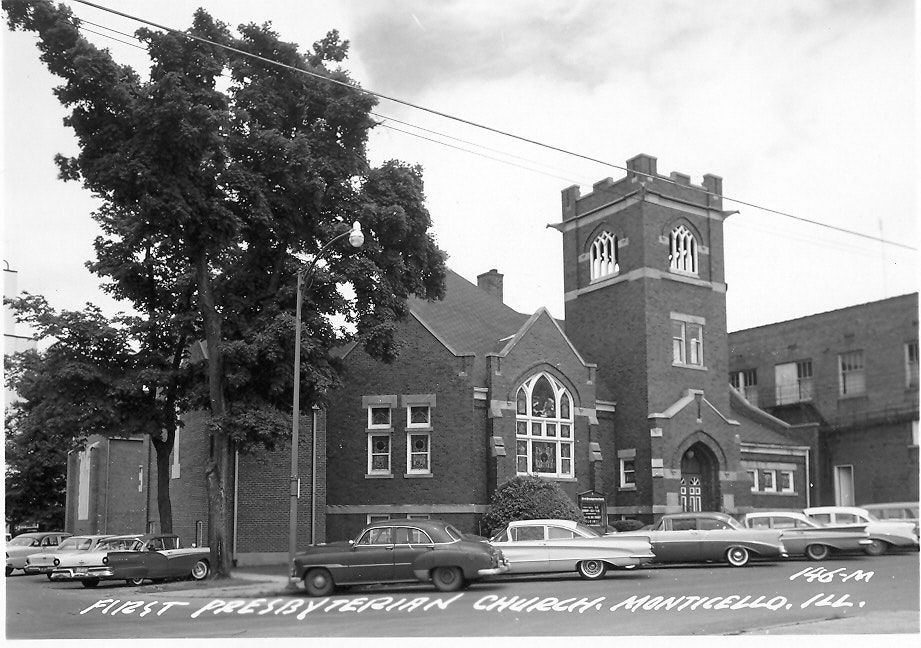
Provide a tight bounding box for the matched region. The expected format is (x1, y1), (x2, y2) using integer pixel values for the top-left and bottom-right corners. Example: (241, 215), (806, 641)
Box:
(288, 221), (364, 589)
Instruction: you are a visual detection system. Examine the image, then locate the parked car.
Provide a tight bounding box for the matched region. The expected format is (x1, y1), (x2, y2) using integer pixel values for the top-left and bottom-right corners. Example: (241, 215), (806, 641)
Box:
(81, 533), (211, 588)
(617, 512), (788, 567)
(293, 519), (509, 596)
(50, 534), (143, 584)
(804, 506), (919, 555)
(487, 519), (655, 579)
(859, 502), (919, 537)
(23, 535), (115, 578)
(6, 532), (72, 576)
(739, 511), (872, 560)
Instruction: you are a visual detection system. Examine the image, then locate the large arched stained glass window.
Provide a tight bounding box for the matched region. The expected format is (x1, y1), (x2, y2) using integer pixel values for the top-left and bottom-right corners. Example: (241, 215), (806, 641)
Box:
(515, 373), (574, 478)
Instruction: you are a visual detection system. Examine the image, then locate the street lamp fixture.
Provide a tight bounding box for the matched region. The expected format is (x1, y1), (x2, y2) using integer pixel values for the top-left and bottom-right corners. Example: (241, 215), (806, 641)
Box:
(287, 221), (364, 589)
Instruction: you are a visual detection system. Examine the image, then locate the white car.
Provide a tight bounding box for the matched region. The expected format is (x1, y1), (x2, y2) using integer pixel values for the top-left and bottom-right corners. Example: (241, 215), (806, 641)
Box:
(803, 506), (919, 556)
(488, 519), (655, 579)
(739, 511), (872, 560)
(23, 535), (115, 579)
(49, 534), (142, 582)
(6, 532), (72, 576)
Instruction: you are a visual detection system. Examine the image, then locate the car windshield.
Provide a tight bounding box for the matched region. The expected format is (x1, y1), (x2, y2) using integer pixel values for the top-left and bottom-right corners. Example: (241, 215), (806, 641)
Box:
(101, 538), (140, 551)
(8, 536), (39, 547)
(58, 537), (93, 551)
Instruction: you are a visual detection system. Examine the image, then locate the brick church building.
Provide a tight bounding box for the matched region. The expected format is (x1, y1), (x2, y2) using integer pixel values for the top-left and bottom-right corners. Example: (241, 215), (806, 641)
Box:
(63, 154), (917, 565)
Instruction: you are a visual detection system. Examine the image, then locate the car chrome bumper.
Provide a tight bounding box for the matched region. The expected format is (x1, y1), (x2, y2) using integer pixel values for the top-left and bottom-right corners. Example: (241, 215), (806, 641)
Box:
(478, 563), (510, 577)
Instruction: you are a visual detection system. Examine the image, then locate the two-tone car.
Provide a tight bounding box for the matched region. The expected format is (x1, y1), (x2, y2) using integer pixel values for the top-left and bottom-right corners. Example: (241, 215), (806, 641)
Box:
(293, 519), (508, 596)
(6, 531), (72, 576)
(739, 511), (872, 560)
(617, 512), (788, 567)
(50, 534), (142, 584)
(487, 518), (655, 579)
(83, 533), (211, 587)
(804, 506), (919, 556)
(23, 535), (114, 578)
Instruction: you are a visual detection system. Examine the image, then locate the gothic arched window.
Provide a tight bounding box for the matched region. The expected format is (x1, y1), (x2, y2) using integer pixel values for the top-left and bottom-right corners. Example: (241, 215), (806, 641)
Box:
(590, 231), (618, 280)
(515, 373), (574, 478)
(669, 224), (698, 275)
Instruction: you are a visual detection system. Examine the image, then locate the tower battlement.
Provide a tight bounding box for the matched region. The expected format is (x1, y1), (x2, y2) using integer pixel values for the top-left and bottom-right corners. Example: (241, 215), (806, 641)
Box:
(562, 154), (723, 221)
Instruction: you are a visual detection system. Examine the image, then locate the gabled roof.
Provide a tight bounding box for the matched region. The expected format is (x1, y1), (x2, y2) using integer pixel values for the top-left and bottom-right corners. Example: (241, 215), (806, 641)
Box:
(408, 268), (531, 356)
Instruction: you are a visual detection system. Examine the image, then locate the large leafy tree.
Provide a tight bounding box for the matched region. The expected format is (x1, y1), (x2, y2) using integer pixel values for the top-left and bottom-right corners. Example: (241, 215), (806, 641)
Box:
(4, 293), (189, 535)
(4, 0), (446, 578)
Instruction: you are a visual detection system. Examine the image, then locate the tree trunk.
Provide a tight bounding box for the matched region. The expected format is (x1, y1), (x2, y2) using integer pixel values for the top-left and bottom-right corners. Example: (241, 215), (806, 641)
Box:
(195, 254), (233, 579)
(151, 430), (174, 535)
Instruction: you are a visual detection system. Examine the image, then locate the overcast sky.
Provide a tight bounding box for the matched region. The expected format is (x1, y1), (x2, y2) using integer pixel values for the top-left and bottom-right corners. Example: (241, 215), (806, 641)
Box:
(2, 0), (917, 337)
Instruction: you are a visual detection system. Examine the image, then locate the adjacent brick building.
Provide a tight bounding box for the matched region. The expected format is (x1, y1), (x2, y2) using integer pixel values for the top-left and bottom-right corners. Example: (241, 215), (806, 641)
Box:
(728, 293), (919, 507)
(61, 153), (918, 564)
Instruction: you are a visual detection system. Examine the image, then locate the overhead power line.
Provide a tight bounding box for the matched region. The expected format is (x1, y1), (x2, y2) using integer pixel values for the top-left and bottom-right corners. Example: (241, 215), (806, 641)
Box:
(69, 0), (917, 252)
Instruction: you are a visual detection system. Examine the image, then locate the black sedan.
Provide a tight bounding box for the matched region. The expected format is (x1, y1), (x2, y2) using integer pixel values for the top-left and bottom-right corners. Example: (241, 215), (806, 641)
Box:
(292, 519), (508, 596)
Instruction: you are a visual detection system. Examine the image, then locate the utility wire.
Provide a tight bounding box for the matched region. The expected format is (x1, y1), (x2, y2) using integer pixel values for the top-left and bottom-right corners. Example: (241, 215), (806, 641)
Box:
(71, 0), (917, 252)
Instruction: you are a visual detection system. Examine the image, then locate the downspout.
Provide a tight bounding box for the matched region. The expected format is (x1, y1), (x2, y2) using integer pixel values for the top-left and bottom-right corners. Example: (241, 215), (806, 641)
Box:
(311, 408), (317, 545)
(805, 447), (811, 508)
(104, 438), (111, 533)
(233, 449), (239, 565)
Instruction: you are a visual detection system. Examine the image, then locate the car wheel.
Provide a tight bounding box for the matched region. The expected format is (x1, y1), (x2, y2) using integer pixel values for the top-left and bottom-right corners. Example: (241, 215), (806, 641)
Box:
(127, 577), (146, 586)
(864, 539), (888, 556)
(805, 544), (830, 561)
(190, 559), (210, 581)
(81, 578), (100, 588)
(431, 566), (465, 592)
(303, 568), (335, 597)
(725, 546), (750, 567)
(5, 566), (12, 577)
(577, 559), (608, 580)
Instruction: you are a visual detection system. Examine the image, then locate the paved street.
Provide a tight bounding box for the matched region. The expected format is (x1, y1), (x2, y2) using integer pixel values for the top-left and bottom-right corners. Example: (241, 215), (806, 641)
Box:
(4, 551), (918, 639)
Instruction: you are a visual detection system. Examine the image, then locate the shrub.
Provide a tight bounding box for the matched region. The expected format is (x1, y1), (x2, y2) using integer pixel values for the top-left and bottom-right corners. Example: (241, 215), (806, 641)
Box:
(482, 475), (583, 535)
(609, 519), (645, 532)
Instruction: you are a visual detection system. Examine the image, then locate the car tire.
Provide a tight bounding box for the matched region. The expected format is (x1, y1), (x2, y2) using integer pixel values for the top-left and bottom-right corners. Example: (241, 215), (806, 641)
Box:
(81, 578), (100, 588)
(805, 544), (830, 561)
(725, 546), (750, 567)
(431, 566), (464, 592)
(5, 566), (12, 577)
(577, 559), (608, 580)
(303, 568), (336, 597)
(127, 577), (145, 586)
(190, 559), (210, 581)
(864, 539), (888, 556)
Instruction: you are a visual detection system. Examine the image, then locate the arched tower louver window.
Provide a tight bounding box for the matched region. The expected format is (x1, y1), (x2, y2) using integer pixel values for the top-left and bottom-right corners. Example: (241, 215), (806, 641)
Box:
(669, 224), (698, 274)
(515, 373), (574, 478)
(590, 231), (618, 280)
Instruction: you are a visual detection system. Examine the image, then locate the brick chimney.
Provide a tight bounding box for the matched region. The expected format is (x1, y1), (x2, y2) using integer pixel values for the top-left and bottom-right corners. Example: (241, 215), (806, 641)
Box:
(477, 269), (504, 302)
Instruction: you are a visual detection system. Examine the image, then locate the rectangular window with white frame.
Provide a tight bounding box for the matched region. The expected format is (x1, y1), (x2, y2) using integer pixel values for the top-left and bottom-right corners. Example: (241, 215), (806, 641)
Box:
(906, 341), (919, 390)
(775, 360), (813, 404)
(401, 394), (435, 476)
(760, 469), (776, 492)
(367, 514), (391, 524)
(617, 448), (636, 489)
(671, 313), (705, 368)
(747, 469), (759, 492)
(730, 369), (758, 406)
(364, 395), (396, 476)
(779, 470), (794, 494)
(838, 350), (866, 397)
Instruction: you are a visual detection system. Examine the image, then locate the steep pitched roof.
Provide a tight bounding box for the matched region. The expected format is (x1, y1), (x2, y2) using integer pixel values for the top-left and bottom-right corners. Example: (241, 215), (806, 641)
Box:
(409, 268), (531, 356)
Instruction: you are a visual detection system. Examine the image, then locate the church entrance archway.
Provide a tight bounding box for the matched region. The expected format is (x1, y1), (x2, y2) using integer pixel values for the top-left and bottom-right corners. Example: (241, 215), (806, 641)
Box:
(680, 442), (719, 512)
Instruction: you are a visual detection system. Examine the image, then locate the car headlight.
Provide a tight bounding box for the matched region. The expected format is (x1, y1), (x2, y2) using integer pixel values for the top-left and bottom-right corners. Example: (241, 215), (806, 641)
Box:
(53, 558), (60, 566)
(102, 556), (108, 565)
(25, 558), (30, 565)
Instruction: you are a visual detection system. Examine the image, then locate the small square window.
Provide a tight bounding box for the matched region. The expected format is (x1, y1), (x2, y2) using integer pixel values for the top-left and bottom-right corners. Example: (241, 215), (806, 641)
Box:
(368, 406), (391, 429)
(407, 405), (431, 428)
